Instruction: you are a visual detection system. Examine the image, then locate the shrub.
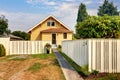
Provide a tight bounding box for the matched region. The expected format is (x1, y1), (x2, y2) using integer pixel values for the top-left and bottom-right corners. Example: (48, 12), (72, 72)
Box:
(44, 43), (51, 54)
(58, 45), (62, 49)
(58, 45), (62, 51)
(0, 44), (6, 57)
(45, 43), (51, 49)
(91, 70), (99, 76)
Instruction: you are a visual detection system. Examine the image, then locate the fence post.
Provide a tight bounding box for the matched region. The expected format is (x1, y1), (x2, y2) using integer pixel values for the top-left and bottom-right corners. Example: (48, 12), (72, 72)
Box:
(109, 40), (112, 73)
(117, 40), (120, 72)
(88, 39), (92, 72)
(101, 40), (104, 72)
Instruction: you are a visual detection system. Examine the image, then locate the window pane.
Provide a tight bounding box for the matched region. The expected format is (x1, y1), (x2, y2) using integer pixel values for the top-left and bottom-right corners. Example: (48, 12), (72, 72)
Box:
(63, 33), (67, 39)
(47, 22), (50, 26)
(51, 22), (55, 26)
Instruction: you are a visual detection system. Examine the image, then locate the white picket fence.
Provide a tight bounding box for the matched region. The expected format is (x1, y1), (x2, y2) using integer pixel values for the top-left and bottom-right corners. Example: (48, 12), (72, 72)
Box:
(0, 37), (51, 55)
(62, 39), (120, 73)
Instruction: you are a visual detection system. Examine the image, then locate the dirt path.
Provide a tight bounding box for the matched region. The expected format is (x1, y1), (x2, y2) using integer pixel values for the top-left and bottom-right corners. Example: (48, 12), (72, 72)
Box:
(8, 59), (35, 80)
(0, 55), (65, 80)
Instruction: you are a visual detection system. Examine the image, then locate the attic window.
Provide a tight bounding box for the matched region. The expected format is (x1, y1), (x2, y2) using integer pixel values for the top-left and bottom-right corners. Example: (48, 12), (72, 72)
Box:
(47, 21), (55, 26)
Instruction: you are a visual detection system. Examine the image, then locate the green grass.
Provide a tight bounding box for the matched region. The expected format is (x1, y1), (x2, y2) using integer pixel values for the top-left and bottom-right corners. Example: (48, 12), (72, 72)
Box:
(59, 51), (90, 77)
(28, 63), (43, 71)
(10, 58), (26, 61)
(95, 74), (120, 80)
(31, 53), (55, 59)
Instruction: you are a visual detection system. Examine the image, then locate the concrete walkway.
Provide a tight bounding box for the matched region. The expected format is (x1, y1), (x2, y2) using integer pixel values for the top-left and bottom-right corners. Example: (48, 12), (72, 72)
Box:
(54, 51), (84, 80)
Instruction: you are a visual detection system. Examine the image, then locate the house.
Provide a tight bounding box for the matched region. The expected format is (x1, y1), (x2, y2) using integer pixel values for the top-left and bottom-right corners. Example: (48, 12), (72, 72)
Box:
(0, 34), (23, 41)
(28, 15), (73, 45)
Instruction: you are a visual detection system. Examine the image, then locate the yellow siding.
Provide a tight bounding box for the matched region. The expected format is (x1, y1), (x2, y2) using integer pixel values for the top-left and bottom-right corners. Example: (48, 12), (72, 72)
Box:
(30, 16), (73, 45)
(42, 33), (52, 40)
(41, 33), (72, 45)
(30, 17), (66, 40)
(57, 33), (72, 45)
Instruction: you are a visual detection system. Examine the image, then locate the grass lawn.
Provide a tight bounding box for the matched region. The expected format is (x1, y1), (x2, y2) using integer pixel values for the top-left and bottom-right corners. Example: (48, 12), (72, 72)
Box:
(0, 53), (65, 80)
(59, 51), (120, 80)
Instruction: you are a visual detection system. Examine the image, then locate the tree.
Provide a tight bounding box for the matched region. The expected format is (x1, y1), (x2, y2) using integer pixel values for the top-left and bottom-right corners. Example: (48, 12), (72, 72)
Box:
(5, 29), (11, 35)
(76, 15), (120, 38)
(77, 3), (88, 23)
(12, 31), (30, 40)
(98, 0), (119, 16)
(0, 15), (8, 35)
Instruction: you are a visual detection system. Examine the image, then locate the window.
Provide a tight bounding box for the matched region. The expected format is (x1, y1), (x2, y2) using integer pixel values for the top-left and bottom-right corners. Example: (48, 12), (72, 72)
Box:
(51, 22), (55, 26)
(47, 22), (51, 26)
(63, 33), (67, 39)
(47, 21), (55, 26)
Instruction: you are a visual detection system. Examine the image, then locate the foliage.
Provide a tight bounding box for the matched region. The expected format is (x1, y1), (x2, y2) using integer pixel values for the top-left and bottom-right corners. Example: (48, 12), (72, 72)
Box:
(12, 31), (30, 40)
(98, 0), (119, 16)
(58, 45), (62, 49)
(5, 28), (11, 35)
(0, 44), (6, 57)
(76, 15), (120, 38)
(44, 43), (51, 49)
(98, 74), (119, 80)
(77, 3), (88, 23)
(57, 45), (62, 51)
(91, 70), (99, 76)
(0, 15), (8, 35)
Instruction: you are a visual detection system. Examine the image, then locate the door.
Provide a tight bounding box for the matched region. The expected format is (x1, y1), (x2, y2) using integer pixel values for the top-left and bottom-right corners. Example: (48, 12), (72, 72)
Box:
(52, 33), (56, 44)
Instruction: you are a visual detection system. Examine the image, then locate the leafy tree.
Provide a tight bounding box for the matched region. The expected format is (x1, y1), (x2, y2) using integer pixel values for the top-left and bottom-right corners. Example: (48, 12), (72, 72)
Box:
(5, 29), (11, 35)
(77, 3), (88, 23)
(12, 31), (30, 40)
(98, 0), (119, 16)
(76, 15), (120, 38)
(0, 15), (8, 35)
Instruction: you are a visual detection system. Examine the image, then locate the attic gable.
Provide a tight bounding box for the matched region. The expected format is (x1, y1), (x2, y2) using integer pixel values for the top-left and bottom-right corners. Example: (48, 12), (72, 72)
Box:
(28, 15), (72, 33)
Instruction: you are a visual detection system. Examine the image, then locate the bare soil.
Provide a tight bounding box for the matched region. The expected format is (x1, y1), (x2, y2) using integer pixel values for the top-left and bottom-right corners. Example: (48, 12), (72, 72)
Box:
(0, 55), (65, 80)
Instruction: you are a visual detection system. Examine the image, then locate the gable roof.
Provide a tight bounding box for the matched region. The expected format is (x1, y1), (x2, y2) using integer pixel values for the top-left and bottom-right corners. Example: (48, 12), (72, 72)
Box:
(28, 15), (72, 33)
(41, 28), (72, 33)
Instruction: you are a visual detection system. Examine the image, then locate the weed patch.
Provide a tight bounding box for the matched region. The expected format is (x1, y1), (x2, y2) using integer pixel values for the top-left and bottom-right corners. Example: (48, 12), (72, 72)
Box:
(31, 53), (55, 59)
(28, 63), (42, 71)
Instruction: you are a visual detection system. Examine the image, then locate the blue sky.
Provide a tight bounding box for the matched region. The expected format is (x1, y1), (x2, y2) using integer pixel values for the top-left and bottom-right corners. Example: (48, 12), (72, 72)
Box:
(0, 0), (120, 32)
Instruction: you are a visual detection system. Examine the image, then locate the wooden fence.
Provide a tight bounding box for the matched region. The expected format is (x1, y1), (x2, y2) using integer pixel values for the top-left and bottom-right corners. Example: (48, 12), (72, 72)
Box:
(62, 39), (120, 73)
(0, 37), (51, 55)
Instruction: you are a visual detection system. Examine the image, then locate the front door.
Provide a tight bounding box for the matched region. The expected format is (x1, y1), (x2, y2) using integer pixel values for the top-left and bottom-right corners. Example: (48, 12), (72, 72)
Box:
(52, 33), (56, 44)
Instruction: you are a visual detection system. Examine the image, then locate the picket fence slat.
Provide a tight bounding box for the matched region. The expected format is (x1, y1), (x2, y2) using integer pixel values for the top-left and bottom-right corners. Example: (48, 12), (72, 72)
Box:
(0, 38), (51, 55)
(62, 39), (120, 73)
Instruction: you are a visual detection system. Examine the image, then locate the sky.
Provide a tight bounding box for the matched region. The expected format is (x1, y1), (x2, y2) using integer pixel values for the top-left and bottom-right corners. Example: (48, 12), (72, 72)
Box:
(0, 0), (120, 32)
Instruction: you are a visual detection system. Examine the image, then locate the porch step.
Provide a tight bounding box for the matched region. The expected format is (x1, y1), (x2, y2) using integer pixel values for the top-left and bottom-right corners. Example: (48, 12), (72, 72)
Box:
(52, 44), (57, 49)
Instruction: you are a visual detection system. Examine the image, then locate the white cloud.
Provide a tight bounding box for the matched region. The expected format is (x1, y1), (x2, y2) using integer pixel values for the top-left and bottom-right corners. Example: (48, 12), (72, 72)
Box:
(0, 0), (101, 33)
(87, 9), (98, 16)
(84, 1), (93, 5)
(26, 0), (56, 6)
(44, 1), (56, 6)
(51, 2), (78, 32)
(0, 11), (47, 32)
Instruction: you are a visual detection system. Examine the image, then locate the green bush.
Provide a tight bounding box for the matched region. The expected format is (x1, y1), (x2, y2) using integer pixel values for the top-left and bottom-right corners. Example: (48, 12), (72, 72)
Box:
(58, 45), (62, 51)
(44, 43), (51, 54)
(91, 70), (99, 76)
(0, 44), (6, 57)
(58, 45), (62, 49)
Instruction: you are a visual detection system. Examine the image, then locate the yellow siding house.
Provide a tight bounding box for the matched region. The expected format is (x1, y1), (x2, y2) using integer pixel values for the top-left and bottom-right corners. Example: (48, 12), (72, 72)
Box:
(28, 15), (73, 45)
